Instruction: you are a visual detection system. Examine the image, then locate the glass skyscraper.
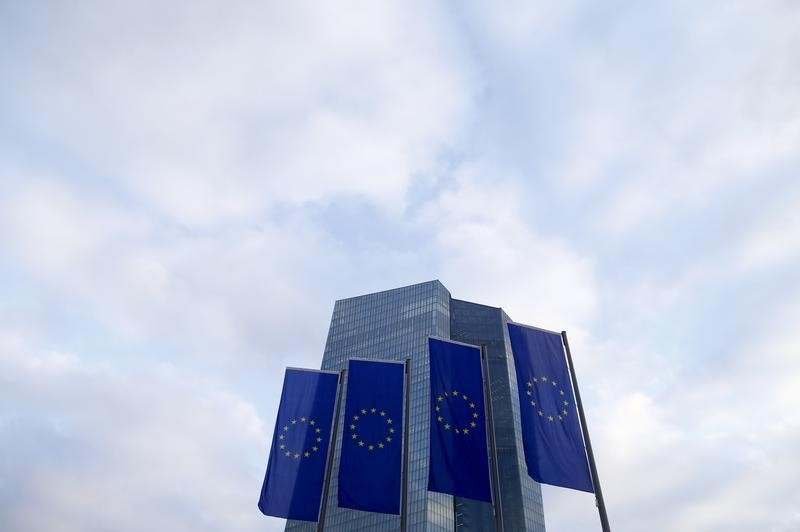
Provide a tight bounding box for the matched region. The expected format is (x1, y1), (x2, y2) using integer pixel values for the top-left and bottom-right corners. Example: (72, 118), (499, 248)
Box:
(286, 280), (546, 531)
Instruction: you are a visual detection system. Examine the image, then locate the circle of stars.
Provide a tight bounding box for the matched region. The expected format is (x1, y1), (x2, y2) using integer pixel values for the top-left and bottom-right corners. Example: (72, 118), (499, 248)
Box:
(434, 389), (479, 436)
(277, 416), (324, 460)
(350, 407), (395, 452)
(524, 375), (571, 423)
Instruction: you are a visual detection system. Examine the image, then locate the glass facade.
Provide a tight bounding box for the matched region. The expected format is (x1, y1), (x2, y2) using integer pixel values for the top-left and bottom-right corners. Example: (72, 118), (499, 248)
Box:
(286, 280), (545, 531)
(450, 299), (546, 532)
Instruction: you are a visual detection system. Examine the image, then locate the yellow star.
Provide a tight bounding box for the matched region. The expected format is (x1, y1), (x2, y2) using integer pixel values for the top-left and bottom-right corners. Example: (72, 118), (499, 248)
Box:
(542, 376), (548, 382)
(380, 411), (385, 416)
(291, 419), (297, 424)
(316, 437), (322, 442)
(563, 400), (568, 406)
(453, 390), (459, 396)
(285, 451), (291, 457)
(435, 406), (440, 412)
(294, 453), (300, 459)
(444, 424), (450, 430)
(560, 390), (565, 396)
(533, 377), (538, 382)
(309, 420), (316, 425)
(312, 446), (318, 452)
(548, 416), (554, 422)
(531, 401), (536, 406)
(552, 381), (557, 386)
(463, 428), (469, 434)
(463, 395), (468, 400)
(558, 415), (563, 420)
(437, 416), (443, 422)
(387, 419), (392, 424)
(455, 428), (460, 434)
(371, 408), (376, 413)
(368, 445), (374, 451)
(283, 426), (288, 431)
(352, 434), (358, 439)
(389, 428), (395, 433)
(526, 390), (532, 396)
(300, 417), (306, 422)
(437, 396), (443, 402)
(361, 409), (367, 414)
(350, 424), (356, 430)
(358, 441), (364, 447)
(562, 410), (568, 415)
(378, 443), (384, 448)
(279, 434), (284, 440)
(470, 421), (476, 428)
(354, 415), (360, 421)
(316, 428), (321, 433)
(304, 451), (310, 457)
(279, 444), (285, 449)
(538, 411), (543, 416)
(473, 412), (479, 418)
(386, 436), (392, 442)
(527, 381), (532, 387)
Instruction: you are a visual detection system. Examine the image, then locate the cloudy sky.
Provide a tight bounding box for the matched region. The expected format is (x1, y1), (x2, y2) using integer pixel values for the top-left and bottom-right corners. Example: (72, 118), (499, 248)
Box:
(2, 1), (799, 531)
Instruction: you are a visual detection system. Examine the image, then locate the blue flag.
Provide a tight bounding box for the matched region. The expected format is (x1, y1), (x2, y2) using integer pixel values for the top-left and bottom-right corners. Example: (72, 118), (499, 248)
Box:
(507, 323), (594, 492)
(338, 359), (405, 514)
(427, 337), (492, 503)
(258, 368), (340, 521)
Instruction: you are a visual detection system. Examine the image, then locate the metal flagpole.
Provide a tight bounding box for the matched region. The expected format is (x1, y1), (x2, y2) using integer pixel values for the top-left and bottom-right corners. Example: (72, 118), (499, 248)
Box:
(317, 369), (345, 532)
(561, 331), (611, 532)
(400, 359), (411, 532)
(481, 345), (504, 532)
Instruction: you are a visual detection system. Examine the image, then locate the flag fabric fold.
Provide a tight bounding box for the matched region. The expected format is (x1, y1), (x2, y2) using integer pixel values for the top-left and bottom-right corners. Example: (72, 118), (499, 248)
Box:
(338, 359), (405, 514)
(507, 323), (594, 492)
(427, 337), (492, 503)
(258, 368), (340, 521)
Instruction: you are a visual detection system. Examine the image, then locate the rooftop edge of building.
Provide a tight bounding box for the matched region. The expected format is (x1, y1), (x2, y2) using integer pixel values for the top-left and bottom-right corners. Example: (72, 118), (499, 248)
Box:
(333, 279), (450, 304)
(450, 297), (505, 314)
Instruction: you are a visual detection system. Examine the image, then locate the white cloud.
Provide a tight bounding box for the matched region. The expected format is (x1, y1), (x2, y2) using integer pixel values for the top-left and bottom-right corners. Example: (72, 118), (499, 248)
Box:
(6, 0), (478, 226)
(543, 2), (800, 233)
(0, 178), (151, 279)
(0, 328), (275, 532)
(0, 176), (339, 364)
(735, 190), (800, 272)
(418, 163), (598, 332)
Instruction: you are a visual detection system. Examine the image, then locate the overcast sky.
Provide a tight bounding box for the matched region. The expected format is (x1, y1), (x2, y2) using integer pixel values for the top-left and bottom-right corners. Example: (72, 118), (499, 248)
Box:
(2, 1), (800, 531)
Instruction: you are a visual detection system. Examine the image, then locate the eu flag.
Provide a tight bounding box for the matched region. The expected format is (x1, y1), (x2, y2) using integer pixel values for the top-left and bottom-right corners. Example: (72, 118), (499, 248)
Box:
(338, 359), (405, 514)
(507, 323), (594, 492)
(427, 337), (492, 503)
(258, 368), (340, 521)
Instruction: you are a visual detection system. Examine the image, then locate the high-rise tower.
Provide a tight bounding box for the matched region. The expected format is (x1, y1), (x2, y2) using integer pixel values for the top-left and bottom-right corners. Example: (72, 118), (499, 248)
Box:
(286, 280), (546, 531)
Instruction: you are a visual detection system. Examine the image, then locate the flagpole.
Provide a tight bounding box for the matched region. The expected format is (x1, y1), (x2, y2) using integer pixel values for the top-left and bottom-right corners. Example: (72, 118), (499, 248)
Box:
(561, 331), (610, 532)
(317, 369), (345, 532)
(399, 358), (411, 532)
(481, 345), (504, 532)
